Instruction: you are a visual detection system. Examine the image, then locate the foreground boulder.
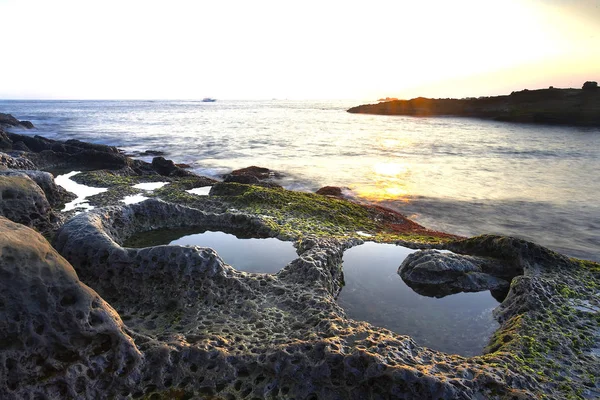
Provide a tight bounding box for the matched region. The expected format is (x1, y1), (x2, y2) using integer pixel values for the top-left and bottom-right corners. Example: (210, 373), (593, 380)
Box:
(0, 173), (59, 234)
(0, 169), (75, 208)
(0, 217), (142, 399)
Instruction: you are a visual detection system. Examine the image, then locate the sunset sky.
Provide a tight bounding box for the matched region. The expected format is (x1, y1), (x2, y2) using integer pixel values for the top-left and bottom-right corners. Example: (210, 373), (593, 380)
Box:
(1, 0), (598, 100)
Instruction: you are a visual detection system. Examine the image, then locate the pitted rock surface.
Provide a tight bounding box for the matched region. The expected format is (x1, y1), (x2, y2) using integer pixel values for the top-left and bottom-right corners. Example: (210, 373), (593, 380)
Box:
(0, 169), (76, 208)
(399, 249), (512, 298)
(0, 173), (61, 233)
(49, 199), (555, 399)
(0, 217), (142, 399)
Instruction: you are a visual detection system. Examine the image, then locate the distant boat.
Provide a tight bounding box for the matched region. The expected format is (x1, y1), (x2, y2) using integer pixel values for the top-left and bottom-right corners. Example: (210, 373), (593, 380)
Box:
(202, 98), (216, 102)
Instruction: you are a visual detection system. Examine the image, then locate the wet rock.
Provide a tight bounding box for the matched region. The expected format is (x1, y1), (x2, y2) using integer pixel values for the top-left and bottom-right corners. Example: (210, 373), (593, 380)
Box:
(0, 112), (34, 129)
(230, 165), (273, 179)
(140, 149), (166, 156)
(224, 173), (260, 184)
(1, 131), (134, 171)
(316, 186), (343, 197)
(0, 217), (142, 399)
(18, 120), (34, 129)
(227, 165), (284, 183)
(399, 249), (511, 298)
(151, 156), (193, 177)
(0, 128), (12, 150)
(0, 173), (58, 233)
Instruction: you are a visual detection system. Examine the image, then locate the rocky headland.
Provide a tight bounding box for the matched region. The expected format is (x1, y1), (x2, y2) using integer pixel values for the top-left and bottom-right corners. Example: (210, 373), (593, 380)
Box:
(1, 113), (599, 399)
(348, 82), (600, 126)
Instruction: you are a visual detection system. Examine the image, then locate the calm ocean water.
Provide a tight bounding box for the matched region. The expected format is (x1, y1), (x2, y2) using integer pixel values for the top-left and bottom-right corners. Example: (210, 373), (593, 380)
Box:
(2, 100), (599, 261)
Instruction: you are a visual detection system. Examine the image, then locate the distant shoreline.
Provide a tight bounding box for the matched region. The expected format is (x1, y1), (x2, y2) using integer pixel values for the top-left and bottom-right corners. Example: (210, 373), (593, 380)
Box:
(348, 84), (600, 127)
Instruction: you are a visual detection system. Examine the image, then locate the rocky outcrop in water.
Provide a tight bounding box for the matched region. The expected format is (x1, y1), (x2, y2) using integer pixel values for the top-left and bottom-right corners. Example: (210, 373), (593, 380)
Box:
(0, 113), (34, 129)
(316, 186), (343, 197)
(348, 85), (600, 126)
(224, 165), (284, 188)
(398, 249), (513, 298)
(151, 156), (194, 177)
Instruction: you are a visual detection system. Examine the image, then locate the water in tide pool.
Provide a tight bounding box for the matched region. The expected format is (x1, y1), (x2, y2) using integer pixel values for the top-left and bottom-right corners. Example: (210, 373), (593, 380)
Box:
(2, 100), (599, 261)
(337, 242), (499, 356)
(124, 228), (298, 274)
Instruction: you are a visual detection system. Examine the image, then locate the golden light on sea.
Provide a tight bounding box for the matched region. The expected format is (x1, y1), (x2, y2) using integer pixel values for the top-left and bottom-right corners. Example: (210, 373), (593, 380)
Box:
(353, 162), (412, 202)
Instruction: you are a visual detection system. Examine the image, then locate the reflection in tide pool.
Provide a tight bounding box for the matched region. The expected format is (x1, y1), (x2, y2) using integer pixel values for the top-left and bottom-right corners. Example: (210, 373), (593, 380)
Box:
(55, 171), (107, 212)
(170, 231), (297, 274)
(338, 242), (499, 356)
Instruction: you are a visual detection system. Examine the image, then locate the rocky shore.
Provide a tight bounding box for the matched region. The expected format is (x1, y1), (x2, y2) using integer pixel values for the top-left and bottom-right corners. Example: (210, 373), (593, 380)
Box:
(1, 114), (599, 399)
(348, 82), (600, 126)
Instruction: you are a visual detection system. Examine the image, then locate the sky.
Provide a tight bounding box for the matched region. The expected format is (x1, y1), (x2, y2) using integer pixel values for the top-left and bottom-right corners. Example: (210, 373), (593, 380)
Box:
(0, 0), (598, 100)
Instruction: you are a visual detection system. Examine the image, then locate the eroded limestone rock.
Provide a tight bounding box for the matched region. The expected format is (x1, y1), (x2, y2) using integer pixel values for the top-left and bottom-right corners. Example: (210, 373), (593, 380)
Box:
(0, 217), (142, 399)
(0, 173), (59, 233)
(0, 169), (75, 208)
(51, 200), (541, 399)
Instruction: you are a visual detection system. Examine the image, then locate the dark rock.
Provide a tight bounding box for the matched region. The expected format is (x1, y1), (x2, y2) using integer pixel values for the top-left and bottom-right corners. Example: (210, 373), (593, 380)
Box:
(11, 141), (30, 151)
(0, 128), (12, 150)
(0, 113), (21, 126)
(0, 113), (33, 128)
(230, 165), (271, 178)
(19, 120), (34, 129)
(64, 139), (120, 154)
(223, 173), (260, 184)
(348, 87), (600, 126)
(582, 81), (598, 90)
(229, 165), (283, 180)
(316, 186), (343, 197)
(399, 249), (511, 298)
(151, 156), (192, 177)
(0, 132), (131, 171)
(139, 150), (166, 156)
(209, 182), (253, 197)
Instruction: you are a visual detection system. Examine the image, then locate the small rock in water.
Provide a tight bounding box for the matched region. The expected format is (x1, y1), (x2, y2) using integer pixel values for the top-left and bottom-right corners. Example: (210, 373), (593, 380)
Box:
(398, 249), (511, 298)
(316, 186), (343, 197)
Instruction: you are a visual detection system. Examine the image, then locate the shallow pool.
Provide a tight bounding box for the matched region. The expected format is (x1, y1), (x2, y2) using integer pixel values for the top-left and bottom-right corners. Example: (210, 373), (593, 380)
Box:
(125, 228), (298, 274)
(337, 242), (500, 356)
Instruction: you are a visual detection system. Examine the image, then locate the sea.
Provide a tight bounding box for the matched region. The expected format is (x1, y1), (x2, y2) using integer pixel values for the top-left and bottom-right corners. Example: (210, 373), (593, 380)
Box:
(2, 99), (599, 262)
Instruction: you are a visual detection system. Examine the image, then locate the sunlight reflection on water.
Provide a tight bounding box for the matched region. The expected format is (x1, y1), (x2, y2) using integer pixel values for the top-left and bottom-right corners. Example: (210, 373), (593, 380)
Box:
(6, 100), (600, 260)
